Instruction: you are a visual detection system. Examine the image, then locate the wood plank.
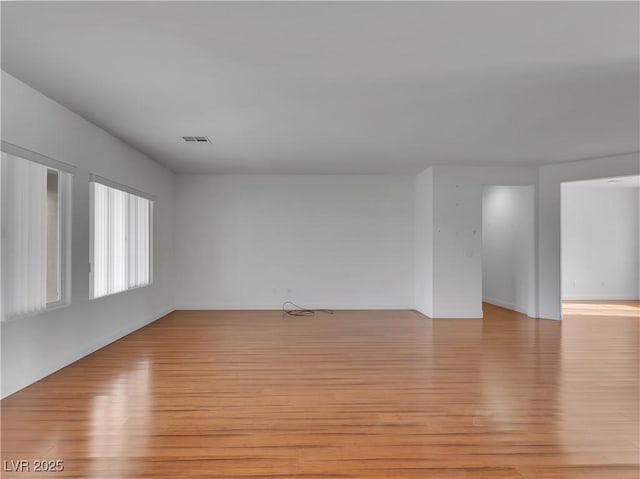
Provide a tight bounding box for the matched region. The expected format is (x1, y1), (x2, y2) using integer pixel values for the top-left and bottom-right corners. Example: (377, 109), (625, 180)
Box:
(1, 302), (638, 478)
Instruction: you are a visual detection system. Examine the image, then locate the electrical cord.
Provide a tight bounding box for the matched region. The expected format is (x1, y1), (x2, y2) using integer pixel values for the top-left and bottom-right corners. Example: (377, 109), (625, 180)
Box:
(282, 301), (334, 317)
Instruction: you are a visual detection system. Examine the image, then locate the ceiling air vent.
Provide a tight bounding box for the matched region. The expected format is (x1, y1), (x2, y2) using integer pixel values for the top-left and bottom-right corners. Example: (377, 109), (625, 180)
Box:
(182, 136), (211, 143)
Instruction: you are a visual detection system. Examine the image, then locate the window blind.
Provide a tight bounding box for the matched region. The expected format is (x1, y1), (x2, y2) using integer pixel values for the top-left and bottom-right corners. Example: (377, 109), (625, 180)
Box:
(1, 152), (49, 318)
(91, 180), (152, 299)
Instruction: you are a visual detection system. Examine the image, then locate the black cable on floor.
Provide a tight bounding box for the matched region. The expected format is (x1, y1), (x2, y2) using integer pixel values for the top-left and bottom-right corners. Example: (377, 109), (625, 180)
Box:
(282, 301), (334, 317)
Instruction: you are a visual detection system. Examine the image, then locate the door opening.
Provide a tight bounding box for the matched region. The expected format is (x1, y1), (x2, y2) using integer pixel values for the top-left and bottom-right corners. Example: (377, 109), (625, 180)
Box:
(560, 175), (640, 319)
(482, 185), (535, 317)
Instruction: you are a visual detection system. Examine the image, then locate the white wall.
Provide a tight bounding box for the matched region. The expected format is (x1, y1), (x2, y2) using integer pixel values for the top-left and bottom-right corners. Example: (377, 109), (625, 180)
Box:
(430, 166), (485, 318)
(537, 152), (639, 319)
(175, 174), (415, 309)
(1, 71), (175, 398)
(415, 166), (537, 318)
(561, 186), (639, 300)
(414, 157), (639, 320)
(414, 168), (434, 316)
(482, 185), (535, 315)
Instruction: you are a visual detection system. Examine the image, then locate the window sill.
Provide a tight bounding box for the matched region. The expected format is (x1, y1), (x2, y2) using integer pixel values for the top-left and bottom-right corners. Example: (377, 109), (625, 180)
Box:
(2, 301), (70, 323)
(89, 282), (153, 301)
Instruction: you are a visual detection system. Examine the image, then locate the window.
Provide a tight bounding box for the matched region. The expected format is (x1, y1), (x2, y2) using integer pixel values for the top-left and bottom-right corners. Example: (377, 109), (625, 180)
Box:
(90, 175), (153, 299)
(47, 169), (60, 302)
(1, 142), (73, 320)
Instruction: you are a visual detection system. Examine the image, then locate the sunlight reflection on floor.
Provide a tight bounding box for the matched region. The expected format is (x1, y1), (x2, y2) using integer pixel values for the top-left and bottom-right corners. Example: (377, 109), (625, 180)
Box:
(563, 301), (640, 317)
(89, 358), (151, 478)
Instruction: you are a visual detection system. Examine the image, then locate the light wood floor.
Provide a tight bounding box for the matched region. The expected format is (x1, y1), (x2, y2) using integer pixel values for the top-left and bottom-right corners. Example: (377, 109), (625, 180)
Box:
(1, 302), (638, 478)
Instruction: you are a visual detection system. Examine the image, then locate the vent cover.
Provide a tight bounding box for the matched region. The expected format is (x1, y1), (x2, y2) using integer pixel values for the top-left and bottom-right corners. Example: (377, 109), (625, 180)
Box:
(182, 136), (211, 143)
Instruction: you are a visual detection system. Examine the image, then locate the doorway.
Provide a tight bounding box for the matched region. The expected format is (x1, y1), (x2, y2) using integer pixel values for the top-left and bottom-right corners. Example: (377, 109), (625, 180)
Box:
(482, 185), (536, 317)
(561, 175), (640, 319)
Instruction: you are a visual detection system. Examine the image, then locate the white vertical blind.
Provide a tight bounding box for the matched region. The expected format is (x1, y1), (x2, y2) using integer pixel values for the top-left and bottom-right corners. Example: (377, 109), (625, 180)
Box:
(1, 152), (48, 318)
(91, 180), (152, 298)
(128, 194), (150, 288)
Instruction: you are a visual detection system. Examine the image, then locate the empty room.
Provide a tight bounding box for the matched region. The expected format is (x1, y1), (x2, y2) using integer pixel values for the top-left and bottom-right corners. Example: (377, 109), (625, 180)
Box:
(1, 2), (639, 478)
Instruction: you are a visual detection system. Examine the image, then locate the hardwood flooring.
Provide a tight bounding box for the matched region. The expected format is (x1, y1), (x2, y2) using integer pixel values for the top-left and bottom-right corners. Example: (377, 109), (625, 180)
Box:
(1, 302), (638, 478)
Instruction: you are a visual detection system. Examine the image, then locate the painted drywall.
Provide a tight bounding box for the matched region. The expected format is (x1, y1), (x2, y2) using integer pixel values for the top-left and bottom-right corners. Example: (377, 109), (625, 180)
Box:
(482, 186), (535, 315)
(1, 71), (175, 398)
(416, 159), (639, 320)
(414, 166), (537, 318)
(414, 168), (434, 317)
(561, 185), (639, 299)
(537, 152), (639, 320)
(174, 174), (415, 309)
(431, 167), (484, 318)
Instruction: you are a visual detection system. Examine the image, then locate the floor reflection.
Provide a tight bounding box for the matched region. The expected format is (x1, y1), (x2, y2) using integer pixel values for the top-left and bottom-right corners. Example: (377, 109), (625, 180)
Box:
(1, 306), (638, 478)
(88, 358), (151, 478)
(480, 310), (561, 436)
(560, 301), (640, 465)
(563, 300), (640, 317)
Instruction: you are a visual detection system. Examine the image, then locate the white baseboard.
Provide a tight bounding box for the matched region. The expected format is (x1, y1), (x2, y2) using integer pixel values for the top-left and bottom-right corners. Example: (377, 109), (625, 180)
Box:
(430, 310), (484, 319)
(483, 296), (529, 315)
(175, 304), (284, 310)
(414, 306), (433, 318)
(562, 294), (640, 300)
(1, 307), (174, 399)
(174, 304), (413, 311)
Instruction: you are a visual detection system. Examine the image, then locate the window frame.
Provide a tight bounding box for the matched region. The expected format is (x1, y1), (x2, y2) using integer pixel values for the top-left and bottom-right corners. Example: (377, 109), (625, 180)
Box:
(45, 169), (72, 311)
(89, 174), (155, 300)
(0, 141), (74, 320)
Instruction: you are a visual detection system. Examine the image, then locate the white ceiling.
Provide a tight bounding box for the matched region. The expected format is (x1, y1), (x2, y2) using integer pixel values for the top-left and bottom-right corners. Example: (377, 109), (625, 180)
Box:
(2, 2), (639, 174)
(563, 175), (640, 189)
